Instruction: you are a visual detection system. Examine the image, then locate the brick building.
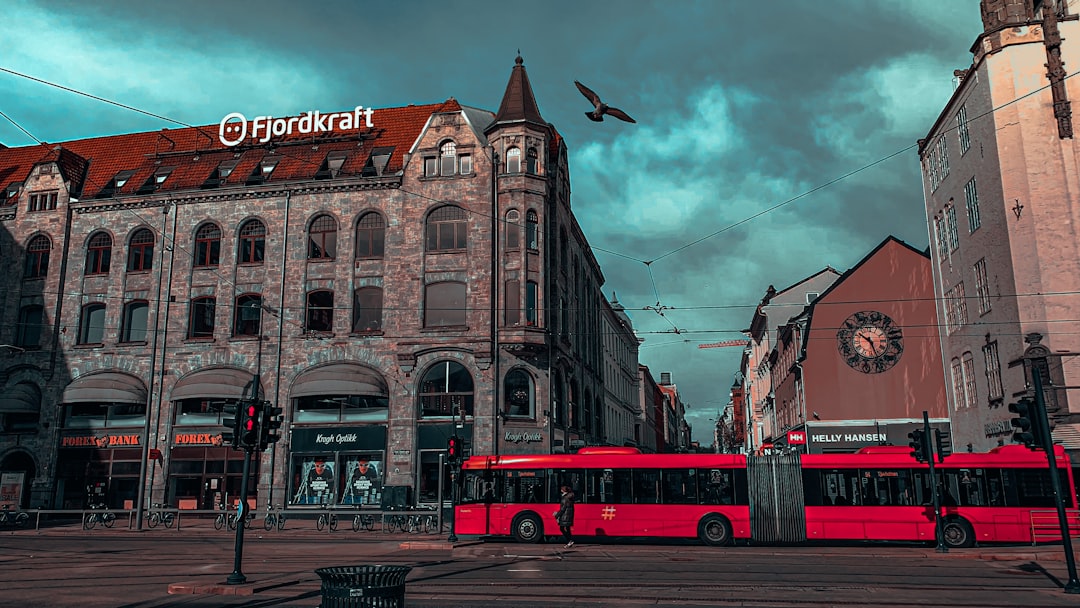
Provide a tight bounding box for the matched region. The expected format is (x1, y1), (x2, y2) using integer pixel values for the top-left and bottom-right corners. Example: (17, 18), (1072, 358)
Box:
(0, 56), (628, 512)
(919, 0), (1080, 456)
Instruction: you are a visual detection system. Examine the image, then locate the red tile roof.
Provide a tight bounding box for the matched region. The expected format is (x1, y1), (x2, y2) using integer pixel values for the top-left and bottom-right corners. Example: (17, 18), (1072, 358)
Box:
(0, 101), (459, 202)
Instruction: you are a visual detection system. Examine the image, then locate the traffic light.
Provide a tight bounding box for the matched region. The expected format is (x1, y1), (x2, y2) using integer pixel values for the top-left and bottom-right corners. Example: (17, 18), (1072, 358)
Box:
(259, 402), (283, 451)
(934, 429), (952, 463)
(908, 429), (928, 463)
(238, 399), (261, 449)
(221, 403), (240, 449)
(447, 435), (460, 463)
(1009, 397), (1043, 449)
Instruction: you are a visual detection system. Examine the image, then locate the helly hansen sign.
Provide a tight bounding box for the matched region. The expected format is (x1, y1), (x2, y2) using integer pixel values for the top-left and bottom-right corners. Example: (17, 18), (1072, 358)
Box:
(786, 431), (807, 445)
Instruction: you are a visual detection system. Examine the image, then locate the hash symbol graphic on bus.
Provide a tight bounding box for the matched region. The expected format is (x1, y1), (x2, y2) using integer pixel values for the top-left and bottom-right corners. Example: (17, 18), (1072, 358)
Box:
(602, 506), (617, 520)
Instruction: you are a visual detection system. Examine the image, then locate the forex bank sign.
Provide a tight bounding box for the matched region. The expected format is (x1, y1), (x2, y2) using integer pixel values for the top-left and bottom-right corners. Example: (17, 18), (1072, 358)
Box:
(218, 105), (376, 147)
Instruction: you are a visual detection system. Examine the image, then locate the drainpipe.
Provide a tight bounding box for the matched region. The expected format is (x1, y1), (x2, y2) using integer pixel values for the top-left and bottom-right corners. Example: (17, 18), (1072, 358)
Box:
(155, 204), (178, 502)
(269, 190), (291, 507)
(490, 148), (500, 456)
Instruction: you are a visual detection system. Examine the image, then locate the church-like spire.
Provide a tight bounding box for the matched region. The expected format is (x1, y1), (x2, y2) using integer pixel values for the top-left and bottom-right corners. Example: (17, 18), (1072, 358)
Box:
(980, 0), (1038, 33)
(492, 54), (546, 127)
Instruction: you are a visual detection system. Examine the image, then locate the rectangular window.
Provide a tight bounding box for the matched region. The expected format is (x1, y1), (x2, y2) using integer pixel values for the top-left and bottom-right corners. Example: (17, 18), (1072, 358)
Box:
(424, 157), (437, 177)
(16, 306), (43, 348)
(956, 105), (971, 154)
(964, 177), (981, 232)
(984, 341), (1004, 401)
(945, 205), (959, 251)
(954, 281), (968, 327)
(937, 137), (950, 182)
(525, 281), (538, 326)
(28, 192), (58, 212)
(962, 352), (978, 409)
(505, 280), (520, 326)
(944, 285), (956, 332)
(934, 216), (948, 260)
(459, 154), (471, 175)
(950, 358), (965, 410)
(974, 258), (991, 314)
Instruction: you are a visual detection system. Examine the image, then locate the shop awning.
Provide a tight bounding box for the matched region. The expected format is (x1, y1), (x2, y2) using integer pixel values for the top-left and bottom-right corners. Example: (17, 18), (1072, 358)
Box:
(1052, 423), (1080, 451)
(0, 383), (40, 414)
(291, 363), (387, 398)
(170, 368), (254, 401)
(62, 372), (147, 404)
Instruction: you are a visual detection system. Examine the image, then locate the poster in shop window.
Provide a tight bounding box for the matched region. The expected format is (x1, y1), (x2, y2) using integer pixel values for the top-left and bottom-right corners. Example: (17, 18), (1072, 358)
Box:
(340, 456), (383, 506)
(0, 473), (23, 510)
(292, 457), (336, 505)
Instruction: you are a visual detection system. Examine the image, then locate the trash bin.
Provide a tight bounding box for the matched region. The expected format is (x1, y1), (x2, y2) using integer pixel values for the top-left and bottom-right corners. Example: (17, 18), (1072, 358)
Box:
(314, 565), (412, 608)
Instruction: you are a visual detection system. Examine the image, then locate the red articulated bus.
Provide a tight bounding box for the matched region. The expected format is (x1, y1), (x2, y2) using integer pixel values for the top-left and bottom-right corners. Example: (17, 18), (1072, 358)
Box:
(455, 444), (1077, 548)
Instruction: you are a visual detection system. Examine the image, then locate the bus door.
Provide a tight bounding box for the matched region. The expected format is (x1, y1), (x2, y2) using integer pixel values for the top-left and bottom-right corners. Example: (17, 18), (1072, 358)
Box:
(748, 453), (806, 543)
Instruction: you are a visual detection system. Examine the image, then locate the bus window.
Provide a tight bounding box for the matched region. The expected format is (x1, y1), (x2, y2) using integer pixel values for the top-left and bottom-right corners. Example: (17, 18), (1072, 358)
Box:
(460, 470), (494, 504)
(941, 469), (986, 506)
(802, 470), (824, 506)
(634, 469), (661, 504)
(698, 469), (734, 505)
(552, 470), (585, 503)
(820, 470), (859, 506)
(859, 470), (910, 506)
(661, 469), (697, 504)
(587, 468), (632, 504)
(504, 470), (545, 504)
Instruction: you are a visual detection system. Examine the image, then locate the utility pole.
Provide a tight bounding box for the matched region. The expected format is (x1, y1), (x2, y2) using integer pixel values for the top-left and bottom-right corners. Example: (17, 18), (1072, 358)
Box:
(923, 411), (947, 554)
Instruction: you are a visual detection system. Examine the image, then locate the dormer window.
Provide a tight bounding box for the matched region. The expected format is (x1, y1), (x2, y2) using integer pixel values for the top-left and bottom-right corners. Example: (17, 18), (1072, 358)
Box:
(201, 160), (238, 189)
(247, 157), (280, 185)
(95, 170), (136, 198)
(137, 166), (174, 194)
(315, 151), (347, 180)
(805, 292), (819, 305)
(4, 182), (21, 206)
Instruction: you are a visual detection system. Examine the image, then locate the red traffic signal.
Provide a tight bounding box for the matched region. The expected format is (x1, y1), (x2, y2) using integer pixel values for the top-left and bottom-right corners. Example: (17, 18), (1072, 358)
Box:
(447, 435), (460, 461)
(239, 400), (261, 449)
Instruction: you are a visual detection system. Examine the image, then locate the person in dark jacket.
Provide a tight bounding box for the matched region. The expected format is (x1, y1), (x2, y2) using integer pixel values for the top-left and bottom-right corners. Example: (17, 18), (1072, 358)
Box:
(553, 485), (575, 548)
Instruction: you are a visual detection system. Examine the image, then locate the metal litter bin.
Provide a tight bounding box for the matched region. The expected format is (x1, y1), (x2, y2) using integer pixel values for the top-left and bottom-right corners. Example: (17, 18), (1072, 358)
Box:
(315, 565), (412, 608)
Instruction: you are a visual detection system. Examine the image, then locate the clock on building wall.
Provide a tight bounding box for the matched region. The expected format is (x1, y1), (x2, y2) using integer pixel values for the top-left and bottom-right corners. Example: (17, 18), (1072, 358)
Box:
(836, 310), (904, 374)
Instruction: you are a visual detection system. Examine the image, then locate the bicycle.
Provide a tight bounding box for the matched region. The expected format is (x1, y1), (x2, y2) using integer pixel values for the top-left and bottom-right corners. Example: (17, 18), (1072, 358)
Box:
(404, 506), (439, 534)
(351, 512), (376, 532)
(0, 505), (29, 529)
(263, 504), (286, 531)
(316, 504), (338, 532)
(83, 504), (116, 530)
(146, 503), (175, 529)
(382, 506), (408, 533)
(213, 503), (249, 531)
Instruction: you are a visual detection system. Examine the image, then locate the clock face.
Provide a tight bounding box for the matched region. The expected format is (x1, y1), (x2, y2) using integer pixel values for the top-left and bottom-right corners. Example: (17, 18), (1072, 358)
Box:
(836, 310), (903, 374)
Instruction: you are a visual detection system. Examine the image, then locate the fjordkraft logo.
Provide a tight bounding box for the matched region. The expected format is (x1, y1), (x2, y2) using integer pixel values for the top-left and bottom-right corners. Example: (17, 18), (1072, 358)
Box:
(218, 106), (376, 147)
(786, 430), (807, 445)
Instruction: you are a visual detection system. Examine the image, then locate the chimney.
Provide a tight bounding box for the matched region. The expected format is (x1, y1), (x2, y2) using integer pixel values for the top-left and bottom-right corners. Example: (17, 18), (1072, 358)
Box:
(660, 372), (672, 385)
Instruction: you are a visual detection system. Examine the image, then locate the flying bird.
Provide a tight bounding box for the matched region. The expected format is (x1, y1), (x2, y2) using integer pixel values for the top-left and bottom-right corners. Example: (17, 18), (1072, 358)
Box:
(574, 80), (636, 124)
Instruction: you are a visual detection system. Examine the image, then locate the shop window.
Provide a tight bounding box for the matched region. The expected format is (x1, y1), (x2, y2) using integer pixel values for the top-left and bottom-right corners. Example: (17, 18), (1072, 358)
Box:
(85, 232), (112, 275)
(188, 296), (216, 339)
(352, 287), (383, 333)
(293, 395), (388, 424)
(419, 360), (474, 418)
(424, 281), (466, 327)
(64, 401), (146, 429)
(15, 305), (44, 349)
(121, 300), (149, 343)
(24, 235), (50, 278)
(505, 210), (520, 249)
(292, 456), (337, 505)
(425, 205), (467, 251)
(193, 223), (221, 268)
(175, 398), (234, 426)
(234, 294), (262, 336)
(308, 214), (337, 260)
(503, 368), (534, 418)
(237, 219), (266, 264)
(355, 212), (385, 259)
(417, 451), (453, 504)
(340, 455), (384, 506)
(78, 303), (106, 344)
(306, 290), (334, 332)
(127, 228), (155, 272)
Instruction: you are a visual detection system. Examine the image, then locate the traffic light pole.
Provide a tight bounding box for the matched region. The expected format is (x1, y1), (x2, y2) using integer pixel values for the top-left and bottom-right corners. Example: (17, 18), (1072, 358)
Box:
(226, 446), (253, 585)
(924, 411), (947, 553)
(1032, 370), (1080, 593)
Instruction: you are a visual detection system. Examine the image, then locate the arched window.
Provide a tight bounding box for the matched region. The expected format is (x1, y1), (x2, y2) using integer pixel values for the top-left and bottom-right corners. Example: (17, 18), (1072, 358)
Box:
(355, 212), (385, 259)
(24, 235), (50, 278)
(15, 305), (43, 348)
(188, 297), (216, 339)
(234, 293), (262, 336)
(419, 360), (474, 418)
(526, 210), (538, 250)
(504, 369), (534, 418)
(308, 214), (337, 259)
(506, 147), (521, 173)
(121, 300), (149, 342)
(425, 205), (467, 251)
(127, 228), (154, 272)
(352, 287), (383, 333)
(526, 148), (539, 174)
(86, 232), (112, 275)
(505, 210), (520, 249)
(237, 219), (266, 264)
(440, 141), (457, 175)
(306, 290), (334, 332)
(424, 281), (466, 327)
(194, 223), (221, 267)
(78, 303), (106, 344)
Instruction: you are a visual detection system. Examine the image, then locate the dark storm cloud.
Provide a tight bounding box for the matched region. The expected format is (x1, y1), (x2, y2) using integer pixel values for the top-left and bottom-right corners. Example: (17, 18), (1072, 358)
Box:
(1, 0), (985, 443)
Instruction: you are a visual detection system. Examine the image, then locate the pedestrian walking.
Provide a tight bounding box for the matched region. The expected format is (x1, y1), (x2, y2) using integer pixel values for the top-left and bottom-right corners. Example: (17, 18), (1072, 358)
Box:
(554, 484), (575, 548)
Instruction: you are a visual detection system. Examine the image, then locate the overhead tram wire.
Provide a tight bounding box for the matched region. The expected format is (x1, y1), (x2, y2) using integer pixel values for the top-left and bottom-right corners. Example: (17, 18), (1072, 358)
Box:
(0, 109), (44, 145)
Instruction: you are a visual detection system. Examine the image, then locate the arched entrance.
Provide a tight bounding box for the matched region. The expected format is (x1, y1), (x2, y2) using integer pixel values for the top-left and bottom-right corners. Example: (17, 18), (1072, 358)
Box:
(0, 450), (37, 509)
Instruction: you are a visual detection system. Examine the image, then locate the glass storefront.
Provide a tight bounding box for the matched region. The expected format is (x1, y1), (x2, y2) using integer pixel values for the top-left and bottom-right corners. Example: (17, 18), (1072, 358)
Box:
(168, 446), (258, 510)
(56, 433), (144, 509)
(288, 426), (386, 508)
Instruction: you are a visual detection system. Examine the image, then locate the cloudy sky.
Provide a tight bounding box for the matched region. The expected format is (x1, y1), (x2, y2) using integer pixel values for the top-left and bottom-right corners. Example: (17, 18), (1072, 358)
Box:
(1, 0), (986, 444)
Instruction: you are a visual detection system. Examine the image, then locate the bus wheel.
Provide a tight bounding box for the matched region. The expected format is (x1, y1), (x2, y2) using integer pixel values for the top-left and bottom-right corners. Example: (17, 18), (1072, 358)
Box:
(941, 518), (975, 549)
(512, 513), (543, 544)
(698, 515), (733, 546)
